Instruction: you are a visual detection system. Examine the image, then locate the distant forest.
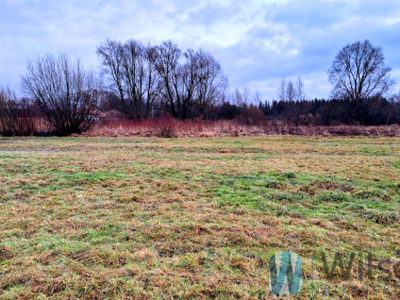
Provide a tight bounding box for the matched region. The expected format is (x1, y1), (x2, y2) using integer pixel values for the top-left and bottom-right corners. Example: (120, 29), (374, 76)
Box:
(259, 97), (400, 126)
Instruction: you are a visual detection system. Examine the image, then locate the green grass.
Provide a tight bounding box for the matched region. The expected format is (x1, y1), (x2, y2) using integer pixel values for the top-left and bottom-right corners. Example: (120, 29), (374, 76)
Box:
(0, 136), (399, 298)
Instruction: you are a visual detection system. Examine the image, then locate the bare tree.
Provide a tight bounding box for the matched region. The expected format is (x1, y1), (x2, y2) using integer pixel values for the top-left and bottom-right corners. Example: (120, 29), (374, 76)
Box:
(230, 89), (243, 106)
(328, 40), (395, 100)
(179, 49), (202, 120)
(144, 45), (162, 118)
(121, 40), (145, 118)
(21, 54), (100, 136)
(194, 49), (228, 114)
(155, 41), (183, 118)
(295, 77), (305, 102)
(97, 40), (126, 112)
(293, 77), (306, 126)
(286, 80), (296, 102)
(121, 41), (162, 119)
(278, 79), (286, 101)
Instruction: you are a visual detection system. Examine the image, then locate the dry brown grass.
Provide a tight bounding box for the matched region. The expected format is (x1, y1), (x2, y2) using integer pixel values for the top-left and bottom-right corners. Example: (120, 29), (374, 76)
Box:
(87, 118), (400, 138)
(4, 116), (400, 138)
(87, 118), (258, 138)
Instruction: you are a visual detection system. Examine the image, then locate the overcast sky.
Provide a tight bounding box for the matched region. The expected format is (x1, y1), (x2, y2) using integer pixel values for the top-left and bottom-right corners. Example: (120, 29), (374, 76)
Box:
(1, 0), (400, 100)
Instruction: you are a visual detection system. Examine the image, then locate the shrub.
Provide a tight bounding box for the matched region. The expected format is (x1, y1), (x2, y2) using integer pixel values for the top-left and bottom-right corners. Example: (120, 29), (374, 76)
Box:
(158, 118), (177, 138)
(21, 54), (100, 136)
(0, 89), (37, 136)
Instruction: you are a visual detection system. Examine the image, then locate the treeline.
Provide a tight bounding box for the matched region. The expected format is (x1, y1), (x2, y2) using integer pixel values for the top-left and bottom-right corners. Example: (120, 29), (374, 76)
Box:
(1, 38), (400, 136)
(259, 96), (400, 126)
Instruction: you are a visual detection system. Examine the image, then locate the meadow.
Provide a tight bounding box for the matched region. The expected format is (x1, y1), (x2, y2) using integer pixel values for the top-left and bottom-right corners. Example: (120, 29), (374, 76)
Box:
(0, 136), (399, 298)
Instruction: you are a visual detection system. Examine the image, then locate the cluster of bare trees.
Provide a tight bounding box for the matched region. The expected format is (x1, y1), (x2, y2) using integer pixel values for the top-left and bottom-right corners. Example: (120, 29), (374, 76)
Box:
(1, 39), (228, 136)
(97, 40), (159, 119)
(97, 39), (228, 120)
(278, 78), (305, 102)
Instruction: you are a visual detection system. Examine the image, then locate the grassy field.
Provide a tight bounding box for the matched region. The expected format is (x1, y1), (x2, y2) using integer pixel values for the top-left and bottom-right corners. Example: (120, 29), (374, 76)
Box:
(0, 136), (399, 299)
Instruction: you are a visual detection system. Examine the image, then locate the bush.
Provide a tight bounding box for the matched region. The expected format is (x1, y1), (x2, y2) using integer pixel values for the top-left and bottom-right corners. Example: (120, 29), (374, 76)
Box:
(158, 118), (177, 138)
(0, 89), (37, 136)
(21, 54), (100, 136)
